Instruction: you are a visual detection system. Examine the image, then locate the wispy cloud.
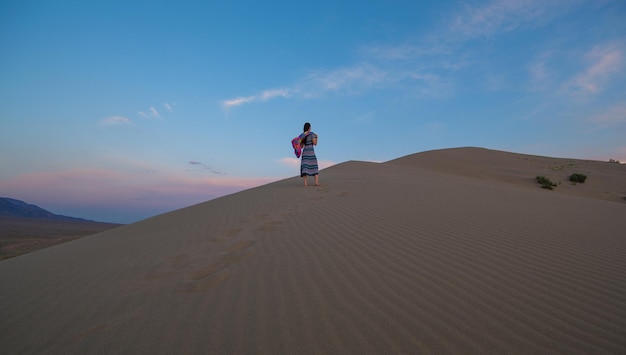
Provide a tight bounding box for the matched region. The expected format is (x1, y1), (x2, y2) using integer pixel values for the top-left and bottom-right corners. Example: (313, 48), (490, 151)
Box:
(528, 50), (554, 91)
(222, 64), (393, 109)
(222, 88), (292, 109)
(100, 116), (133, 125)
(100, 102), (174, 127)
(562, 42), (624, 97)
(449, 0), (572, 40)
(139, 106), (160, 118)
(187, 161), (225, 175)
(364, 0), (562, 60)
(303, 64), (389, 93)
(366, 0), (583, 72)
(222, 60), (456, 109)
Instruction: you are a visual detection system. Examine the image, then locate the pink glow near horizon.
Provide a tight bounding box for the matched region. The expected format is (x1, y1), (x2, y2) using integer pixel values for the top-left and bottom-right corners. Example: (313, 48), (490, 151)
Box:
(615, 147), (626, 164)
(0, 168), (279, 222)
(279, 157), (337, 170)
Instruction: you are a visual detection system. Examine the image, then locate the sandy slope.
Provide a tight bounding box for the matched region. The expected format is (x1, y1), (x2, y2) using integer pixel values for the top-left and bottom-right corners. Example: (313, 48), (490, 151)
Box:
(1, 147), (625, 354)
(0, 217), (120, 260)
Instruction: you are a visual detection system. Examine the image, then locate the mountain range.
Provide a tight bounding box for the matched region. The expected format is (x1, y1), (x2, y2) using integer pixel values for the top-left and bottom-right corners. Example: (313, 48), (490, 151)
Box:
(0, 197), (90, 221)
(0, 197), (121, 260)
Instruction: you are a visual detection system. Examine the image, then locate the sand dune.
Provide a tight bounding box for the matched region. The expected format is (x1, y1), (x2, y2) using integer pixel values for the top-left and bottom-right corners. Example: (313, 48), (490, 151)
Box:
(1, 147), (625, 354)
(0, 216), (121, 260)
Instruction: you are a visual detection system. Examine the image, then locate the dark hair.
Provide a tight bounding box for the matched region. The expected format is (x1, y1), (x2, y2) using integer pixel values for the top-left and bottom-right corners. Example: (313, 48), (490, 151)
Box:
(303, 122), (311, 132)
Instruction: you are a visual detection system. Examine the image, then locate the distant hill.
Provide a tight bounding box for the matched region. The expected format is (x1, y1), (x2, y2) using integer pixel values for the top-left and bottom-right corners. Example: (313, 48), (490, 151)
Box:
(0, 197), (91, 222)
(0, 197), (122, 260)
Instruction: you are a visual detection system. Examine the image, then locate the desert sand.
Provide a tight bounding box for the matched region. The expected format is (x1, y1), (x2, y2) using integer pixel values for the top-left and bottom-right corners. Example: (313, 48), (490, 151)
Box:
(1, 147), (625, 354)
(0, 217), (120, 260)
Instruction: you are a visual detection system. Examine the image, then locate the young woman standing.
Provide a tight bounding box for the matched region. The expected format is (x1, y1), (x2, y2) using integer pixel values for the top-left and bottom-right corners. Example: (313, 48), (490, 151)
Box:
(300, 122), (319, 187)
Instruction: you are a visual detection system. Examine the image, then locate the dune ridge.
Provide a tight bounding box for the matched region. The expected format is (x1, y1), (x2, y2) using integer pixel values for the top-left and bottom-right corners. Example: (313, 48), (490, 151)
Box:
(1, 147), (625, 354)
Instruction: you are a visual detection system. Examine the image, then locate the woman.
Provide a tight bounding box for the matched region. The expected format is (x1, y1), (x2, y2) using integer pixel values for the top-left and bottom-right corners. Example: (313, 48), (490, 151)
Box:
(300, 122), (319, 187)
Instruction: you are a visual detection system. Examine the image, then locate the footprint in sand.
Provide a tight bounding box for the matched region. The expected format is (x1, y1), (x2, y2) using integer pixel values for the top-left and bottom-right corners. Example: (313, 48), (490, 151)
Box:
(255, 213), (271, 221)
(179, 240), (257, 293)
(62, 324), (110, 347)
(145, 254), (191, 281)
(209, 227), (242, 243)
(256, 220), (283, 233)
(180, 269), (233, 293)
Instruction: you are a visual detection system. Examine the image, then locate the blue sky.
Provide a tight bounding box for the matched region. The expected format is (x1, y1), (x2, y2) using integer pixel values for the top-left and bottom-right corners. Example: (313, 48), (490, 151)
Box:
(1, 0), (625, 223)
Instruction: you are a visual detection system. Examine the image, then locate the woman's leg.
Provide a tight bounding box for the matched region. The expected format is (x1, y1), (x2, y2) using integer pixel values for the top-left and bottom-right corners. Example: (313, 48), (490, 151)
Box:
(302, 175), (308, 187)
(314, 174), (319, 186)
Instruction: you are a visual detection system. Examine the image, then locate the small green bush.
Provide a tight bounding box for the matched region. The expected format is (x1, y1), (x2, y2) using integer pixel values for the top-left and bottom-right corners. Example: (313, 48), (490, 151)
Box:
(569, 173), (587, 183)
(536, 176), (557, 190)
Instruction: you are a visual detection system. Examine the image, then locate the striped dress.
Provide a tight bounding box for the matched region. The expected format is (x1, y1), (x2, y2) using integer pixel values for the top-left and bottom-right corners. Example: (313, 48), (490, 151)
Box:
(300, 132), (319, 177)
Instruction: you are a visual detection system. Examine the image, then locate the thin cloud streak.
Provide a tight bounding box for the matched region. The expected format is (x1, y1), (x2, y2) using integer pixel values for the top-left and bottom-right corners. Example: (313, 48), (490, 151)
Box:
(222, 64), (395, 109)
(102, 102), (174, 127)
(187, 161), (225, 175)
(303, 64), (389, 92)
(449, 0), (575, 40)
(139, 106), (160, 118)
(222, 89), (292, 109)
(100, 116), (133, 125)
(563, 43), (624, 96)
(528, 50), (555, 92)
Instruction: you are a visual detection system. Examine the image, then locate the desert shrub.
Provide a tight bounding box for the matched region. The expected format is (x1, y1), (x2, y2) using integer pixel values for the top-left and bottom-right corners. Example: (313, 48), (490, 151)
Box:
(536, 176), (557, 190)
(569, 173), (587, 183)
